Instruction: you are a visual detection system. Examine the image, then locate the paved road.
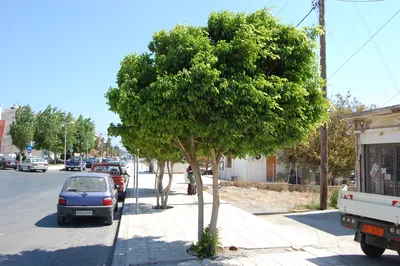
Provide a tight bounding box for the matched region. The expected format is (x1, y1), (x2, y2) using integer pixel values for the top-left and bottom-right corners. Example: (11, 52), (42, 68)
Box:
(259, 210), (400, 265)
(0, 167), (124, 266)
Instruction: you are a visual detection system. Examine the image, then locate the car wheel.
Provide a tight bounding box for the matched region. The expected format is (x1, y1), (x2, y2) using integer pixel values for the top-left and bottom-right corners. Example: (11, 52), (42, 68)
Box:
(360, 234), (385, 258)
(28, 166), (31, 172)
(0, 164), (4, 170)
(18, 165), (22, 171)
(57, 215), (65, 225)
(79, 167), (82, 171)
(42, 170), (47, 173)
(105, 216), (113, 225)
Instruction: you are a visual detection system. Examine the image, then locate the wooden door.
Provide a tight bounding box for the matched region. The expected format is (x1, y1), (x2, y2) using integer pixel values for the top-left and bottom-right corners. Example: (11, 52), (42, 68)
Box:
(266, 156), (276, 182)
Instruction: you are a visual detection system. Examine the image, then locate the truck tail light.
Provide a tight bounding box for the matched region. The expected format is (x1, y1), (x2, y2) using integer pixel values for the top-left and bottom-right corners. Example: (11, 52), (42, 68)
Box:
(58, 197), (66, 205)
(103, 197), (113, 206)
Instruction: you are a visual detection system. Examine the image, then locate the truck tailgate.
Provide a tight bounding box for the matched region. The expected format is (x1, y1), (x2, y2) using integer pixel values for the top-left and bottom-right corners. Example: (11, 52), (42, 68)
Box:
(338, 188), (400, 224)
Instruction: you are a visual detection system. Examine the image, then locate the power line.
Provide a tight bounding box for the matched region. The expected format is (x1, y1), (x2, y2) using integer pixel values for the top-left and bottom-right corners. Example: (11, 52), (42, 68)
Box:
(244, 0), (253, 12)
(352, 2), (399, 92)
(296, 1), (318, 27)
(328, 7), (400, 80)
(276, 0), (290, 16)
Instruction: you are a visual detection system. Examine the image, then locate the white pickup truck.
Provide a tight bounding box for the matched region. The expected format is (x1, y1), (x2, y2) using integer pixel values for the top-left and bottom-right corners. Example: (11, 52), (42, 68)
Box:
(339, 105), (400, 258)
(338, 187), (400, 257)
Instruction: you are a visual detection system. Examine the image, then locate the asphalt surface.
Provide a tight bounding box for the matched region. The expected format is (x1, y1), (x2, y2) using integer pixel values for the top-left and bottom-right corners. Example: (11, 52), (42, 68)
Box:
(0, 167), (125, 266)
(260, 211), (400, 265)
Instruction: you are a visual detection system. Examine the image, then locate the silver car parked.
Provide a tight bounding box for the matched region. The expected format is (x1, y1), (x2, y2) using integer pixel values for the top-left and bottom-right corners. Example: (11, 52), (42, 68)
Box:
(18, 157), (49, 172)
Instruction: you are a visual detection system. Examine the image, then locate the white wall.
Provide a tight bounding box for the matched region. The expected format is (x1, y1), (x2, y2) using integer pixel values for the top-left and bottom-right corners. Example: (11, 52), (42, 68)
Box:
(248, 158), (265, 182)
(233, 158), (247, 181)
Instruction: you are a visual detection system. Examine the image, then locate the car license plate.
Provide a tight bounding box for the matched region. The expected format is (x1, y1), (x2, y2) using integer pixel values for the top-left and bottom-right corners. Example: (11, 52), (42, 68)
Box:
(362, 224), (384, 237)
(76, 210), (93, 216)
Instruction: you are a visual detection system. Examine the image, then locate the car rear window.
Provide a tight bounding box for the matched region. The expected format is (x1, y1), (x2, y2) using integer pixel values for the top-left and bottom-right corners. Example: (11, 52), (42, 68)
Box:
(65, 176), (107, 192)
(70, 157), (81, 162)
(92, 165), (121, 175)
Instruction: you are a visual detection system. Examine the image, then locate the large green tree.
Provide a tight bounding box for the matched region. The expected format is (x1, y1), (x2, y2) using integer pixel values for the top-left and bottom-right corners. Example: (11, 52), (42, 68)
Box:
(33, 105), (62, 157)
(278, 93), (372, 183)
(9, 105), (36, 156)
(73, 115), (96, 157)
(55, 112), (76, 158)
(106, 9), (327, 251)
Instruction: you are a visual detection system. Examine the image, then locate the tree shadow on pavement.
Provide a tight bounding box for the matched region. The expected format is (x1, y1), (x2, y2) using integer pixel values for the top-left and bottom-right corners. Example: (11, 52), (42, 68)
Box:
(307, 253), (400, 266)
(35, 212), (121, 228)
(285, 211), (353, 236)
(114, 235), (228, 265)
(0, 244), (113, 266)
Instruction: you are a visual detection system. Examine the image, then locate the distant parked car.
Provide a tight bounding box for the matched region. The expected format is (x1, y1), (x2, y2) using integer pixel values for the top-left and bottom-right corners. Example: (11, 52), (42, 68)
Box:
(18, 157), (48, 172)
(57, 173), (119, 225)
(66, 156), (86, 171)
(0, 156), (19, 170)
(200, 163), (213, 175)
(85, 158), (95, 168)
(90, 163), (126, 200)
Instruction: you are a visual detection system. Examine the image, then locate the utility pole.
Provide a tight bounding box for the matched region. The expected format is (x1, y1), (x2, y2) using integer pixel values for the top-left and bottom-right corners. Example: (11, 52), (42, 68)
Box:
(319, 0), (328, 210)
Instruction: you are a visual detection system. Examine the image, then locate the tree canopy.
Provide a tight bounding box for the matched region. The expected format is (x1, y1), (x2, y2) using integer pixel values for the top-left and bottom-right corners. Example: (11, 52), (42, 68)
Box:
(278, 93), (373, 181)
(106, 9), (327, 248)
(9, 105), (36, 155)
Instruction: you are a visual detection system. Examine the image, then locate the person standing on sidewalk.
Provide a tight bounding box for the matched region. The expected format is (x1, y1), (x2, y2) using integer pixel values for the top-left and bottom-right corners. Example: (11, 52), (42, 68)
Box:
(186, 165), (196, 195)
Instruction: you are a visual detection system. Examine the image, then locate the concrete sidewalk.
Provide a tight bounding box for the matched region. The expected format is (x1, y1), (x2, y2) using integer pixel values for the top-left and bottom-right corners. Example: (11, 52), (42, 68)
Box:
(112, 172), (400, 266)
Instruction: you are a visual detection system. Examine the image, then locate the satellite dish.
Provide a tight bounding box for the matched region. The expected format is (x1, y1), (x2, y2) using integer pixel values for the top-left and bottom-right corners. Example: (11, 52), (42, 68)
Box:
(255, 155), (261, 160)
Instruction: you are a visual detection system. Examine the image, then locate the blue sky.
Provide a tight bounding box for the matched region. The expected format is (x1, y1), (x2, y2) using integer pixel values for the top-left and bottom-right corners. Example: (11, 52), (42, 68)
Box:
(1, 0), (399, 146)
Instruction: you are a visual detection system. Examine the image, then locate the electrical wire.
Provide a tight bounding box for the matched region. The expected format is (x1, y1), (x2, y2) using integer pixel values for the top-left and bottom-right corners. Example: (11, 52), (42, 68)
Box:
(352, 2), (399, 93)
(276, 0), (290, 16)
(296, 2), (318, 27)
(244, 0), (253, 12)
(328, 7), (400, 80)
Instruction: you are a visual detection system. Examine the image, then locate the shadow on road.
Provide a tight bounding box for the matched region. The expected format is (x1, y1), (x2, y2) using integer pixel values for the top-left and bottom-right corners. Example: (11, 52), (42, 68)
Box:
(307, 253), (400, 266)
(0, 244), (113, 266)
(285, 211), (353, 236)
(35, 211), (121, 228)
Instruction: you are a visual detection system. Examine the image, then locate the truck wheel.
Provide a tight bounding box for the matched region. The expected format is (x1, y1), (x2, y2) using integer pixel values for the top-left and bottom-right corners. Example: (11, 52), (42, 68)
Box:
(360, 234), (385, 258)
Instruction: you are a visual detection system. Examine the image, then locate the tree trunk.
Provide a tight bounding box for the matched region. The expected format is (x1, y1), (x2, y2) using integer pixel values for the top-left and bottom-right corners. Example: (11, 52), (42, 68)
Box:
(209, 148), (222, 251)
(162, 161), (174, 209)
(155, 161), (164, 208)
(175, 136), (204, 241)
(189, 140), (204, 241)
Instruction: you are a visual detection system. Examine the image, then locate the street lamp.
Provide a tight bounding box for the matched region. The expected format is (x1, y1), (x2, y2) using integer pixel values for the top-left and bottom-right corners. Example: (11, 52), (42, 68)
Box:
(62, 121), (75, 169)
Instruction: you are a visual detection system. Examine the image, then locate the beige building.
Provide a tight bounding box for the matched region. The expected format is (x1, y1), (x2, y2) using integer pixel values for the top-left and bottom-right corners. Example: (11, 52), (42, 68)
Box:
(0, 105), (19, 156)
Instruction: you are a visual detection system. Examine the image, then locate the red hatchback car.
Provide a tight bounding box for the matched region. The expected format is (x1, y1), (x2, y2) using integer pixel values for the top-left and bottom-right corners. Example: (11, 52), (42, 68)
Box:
(89, 163), (126, 200)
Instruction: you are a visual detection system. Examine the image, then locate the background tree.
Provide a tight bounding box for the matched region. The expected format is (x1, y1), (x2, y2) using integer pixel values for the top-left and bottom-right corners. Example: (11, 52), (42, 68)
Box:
(106, 9), (327, 253)
(112, 145), (120, 156)
(105, 137), (112, 156)
(9, 105), (36, 158)
(33, 105), (62, 160)
(278, 93), (372, 184)
(73, 115), (96, 157)
(94, 135), (105, 157)
(56, 112), (76, 159)
(108, 124), (183, 209)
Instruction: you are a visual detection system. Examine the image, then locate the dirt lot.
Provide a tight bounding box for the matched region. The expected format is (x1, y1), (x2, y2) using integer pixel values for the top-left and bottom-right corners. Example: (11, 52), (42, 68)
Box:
(203, 185), (331, 214)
